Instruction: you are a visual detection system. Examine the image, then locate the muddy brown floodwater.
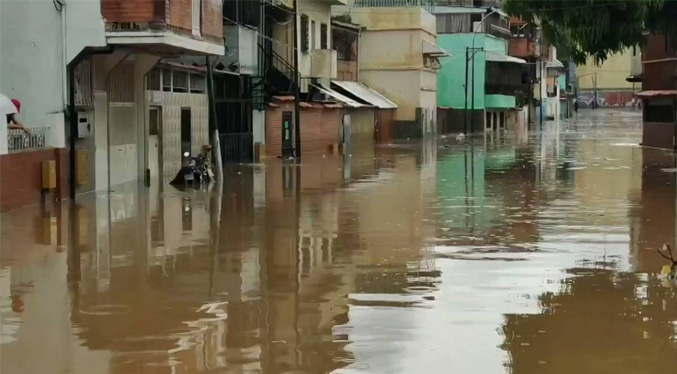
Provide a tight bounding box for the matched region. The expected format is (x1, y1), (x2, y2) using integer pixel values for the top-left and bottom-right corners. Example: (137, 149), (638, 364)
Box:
(1, 110), (677, 374)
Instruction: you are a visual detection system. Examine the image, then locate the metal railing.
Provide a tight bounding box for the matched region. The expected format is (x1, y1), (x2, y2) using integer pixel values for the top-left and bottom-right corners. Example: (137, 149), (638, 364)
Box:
(7, 127), (49, 152)
(352, 0), (435, 13)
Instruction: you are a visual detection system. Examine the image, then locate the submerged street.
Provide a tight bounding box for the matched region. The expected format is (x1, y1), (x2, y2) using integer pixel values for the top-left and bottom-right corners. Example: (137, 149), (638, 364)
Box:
(1, 110), (676, 373)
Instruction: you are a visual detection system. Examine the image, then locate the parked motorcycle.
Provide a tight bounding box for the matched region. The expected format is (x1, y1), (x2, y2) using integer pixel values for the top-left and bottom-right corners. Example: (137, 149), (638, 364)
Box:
(170, 151), (212, 186)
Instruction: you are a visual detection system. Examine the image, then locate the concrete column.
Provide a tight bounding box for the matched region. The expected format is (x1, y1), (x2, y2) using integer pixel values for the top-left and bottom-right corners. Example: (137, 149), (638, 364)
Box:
(133, 54), (161, 182)
(92, 50), (131, 191)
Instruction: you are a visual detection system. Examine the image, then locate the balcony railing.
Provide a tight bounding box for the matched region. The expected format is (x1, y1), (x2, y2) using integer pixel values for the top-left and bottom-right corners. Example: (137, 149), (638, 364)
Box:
(7, 127), (49, 153)
(353, 0), (435, 13)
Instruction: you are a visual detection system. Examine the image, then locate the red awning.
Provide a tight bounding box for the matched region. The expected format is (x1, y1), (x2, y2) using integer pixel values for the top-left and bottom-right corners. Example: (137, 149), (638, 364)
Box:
(635, 90), (677, 97)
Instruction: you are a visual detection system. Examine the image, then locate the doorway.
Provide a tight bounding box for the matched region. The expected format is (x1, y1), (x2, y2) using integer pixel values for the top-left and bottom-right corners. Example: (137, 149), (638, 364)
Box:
(181, 108), (191, 156)
(149, 107), (162, 180)
(282, 111), (293, 157)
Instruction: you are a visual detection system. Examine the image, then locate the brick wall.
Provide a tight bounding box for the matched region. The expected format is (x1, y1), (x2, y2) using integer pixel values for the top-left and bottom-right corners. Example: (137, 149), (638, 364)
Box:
(168, 0), (192, 32)
(202, 0), (223, 40)
(265, 103), (342, 157)
(101, 0), (156, 22)
(1, 148), (69, 212)
(643, 122), (676, 150)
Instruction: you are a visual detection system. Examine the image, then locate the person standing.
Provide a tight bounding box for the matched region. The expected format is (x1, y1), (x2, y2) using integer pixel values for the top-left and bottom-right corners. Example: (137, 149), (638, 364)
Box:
(5, 98), (31, 135)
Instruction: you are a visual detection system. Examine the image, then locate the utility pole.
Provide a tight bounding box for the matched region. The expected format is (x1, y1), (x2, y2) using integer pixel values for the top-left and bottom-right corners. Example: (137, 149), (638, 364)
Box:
(292, 0), (301, 159)
(470, 47), (476, 132)
(464, 47), (469, 134)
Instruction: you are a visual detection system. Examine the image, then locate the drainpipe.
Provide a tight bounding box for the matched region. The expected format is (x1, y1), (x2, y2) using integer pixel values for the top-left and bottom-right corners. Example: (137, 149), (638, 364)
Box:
(61, 1), (68, 113)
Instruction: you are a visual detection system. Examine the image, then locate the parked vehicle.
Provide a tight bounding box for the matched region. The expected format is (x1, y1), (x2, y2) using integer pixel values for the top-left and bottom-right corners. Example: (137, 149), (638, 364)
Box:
(170, 151), (212, 186)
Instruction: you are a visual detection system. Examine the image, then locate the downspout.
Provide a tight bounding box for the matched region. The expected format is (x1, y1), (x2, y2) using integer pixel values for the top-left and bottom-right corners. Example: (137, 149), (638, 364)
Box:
(61, 0), (68, 113)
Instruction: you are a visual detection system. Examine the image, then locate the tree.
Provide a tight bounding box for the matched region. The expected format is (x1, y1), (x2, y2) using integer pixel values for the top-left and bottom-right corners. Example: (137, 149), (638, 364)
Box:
(503, 0), (677, 63)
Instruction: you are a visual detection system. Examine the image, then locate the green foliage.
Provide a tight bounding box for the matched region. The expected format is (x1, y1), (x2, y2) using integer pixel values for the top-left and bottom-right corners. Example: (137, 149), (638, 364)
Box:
(503, 0), (675, 64)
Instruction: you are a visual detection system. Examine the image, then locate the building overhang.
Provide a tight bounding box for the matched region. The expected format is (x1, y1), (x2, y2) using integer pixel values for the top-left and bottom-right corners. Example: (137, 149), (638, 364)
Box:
(106, 31), (225, 56)
(635, 90), (677, 98)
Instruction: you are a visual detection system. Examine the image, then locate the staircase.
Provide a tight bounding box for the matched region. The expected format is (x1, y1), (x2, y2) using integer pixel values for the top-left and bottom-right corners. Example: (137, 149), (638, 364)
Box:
(252, 43), (298, 110)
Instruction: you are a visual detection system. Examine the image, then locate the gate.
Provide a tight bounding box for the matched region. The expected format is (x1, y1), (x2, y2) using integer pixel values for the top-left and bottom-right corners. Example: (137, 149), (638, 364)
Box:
(220, 132), (253, 163)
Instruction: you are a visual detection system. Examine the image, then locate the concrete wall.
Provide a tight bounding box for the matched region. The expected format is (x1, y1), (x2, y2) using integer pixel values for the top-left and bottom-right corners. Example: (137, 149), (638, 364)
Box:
(360, 70), (421, 121)
(576, 49), (636, 90)
(348, 108), (375, 143)
(147, 91), (209, 181)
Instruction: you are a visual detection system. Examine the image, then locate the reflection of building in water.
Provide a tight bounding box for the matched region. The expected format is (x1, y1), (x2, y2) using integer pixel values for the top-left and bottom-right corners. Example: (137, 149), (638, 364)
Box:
(436, 143), (540, 245)
(502, 269), (677, 373)
(629, 148), (677, 272)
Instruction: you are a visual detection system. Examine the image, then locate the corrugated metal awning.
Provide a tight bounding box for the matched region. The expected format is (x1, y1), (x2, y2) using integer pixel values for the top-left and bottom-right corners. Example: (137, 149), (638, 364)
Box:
(546, 59), (565, 69)
(313, 84), (364, 108)
(635, 90), (677, 97)
(423, 40), (450, 57)
(331, 81), (398, 109)
(486, 51), (526, 64)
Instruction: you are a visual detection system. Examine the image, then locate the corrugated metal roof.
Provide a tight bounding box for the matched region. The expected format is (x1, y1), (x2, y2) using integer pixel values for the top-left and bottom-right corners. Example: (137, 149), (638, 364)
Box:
(546, 59), (564, 69)
(485, 51), (526, 64)
(314, 84), (365, 108)
(331, 81), (398, 109)
(635, 90), (677, 97)
(423, 39), (450, 57)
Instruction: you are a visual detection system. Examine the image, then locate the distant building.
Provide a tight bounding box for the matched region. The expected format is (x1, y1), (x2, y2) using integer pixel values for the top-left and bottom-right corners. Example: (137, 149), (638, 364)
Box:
(435, 6), (526, 134)
(576, 49), (642, 108)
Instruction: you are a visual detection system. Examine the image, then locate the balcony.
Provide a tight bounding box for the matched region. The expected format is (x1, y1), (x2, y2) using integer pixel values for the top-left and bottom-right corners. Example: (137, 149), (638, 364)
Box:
(101, 0), (224, 55)
(310, 49), (338, 79)
(508, 38), (539, 59)
(220, 24), (258, 75)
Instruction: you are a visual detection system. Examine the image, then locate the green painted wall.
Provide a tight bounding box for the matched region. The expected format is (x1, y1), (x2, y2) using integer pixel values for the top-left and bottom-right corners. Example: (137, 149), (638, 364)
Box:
(485, 94), (516, 109)
(437, 33), (486, 109)
(437, 34), (511, 110)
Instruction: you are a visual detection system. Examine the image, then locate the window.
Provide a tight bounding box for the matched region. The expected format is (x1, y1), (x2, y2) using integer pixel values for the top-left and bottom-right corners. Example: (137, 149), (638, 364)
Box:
(311, 20), (316, 50)
(321, 23), (328, 49)
(162, 69), (172, 92)
(301, 14), (309, 53)
(173, 71), (189, 92)
(189, 74), (205, 93)
(192, 0), (201, 36)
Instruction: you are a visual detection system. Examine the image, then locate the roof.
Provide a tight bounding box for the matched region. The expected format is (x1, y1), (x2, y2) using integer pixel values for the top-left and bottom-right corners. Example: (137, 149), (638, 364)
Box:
(423, 40), (450, 57)
(434, 6), (486, 15)
(314, 84), (365, 108)
(272, 95), (295, 102)
(546, 59), (565, 69)
(332, 81), (398, 109)
(485, 51), (526, 64)
(635, 90), (677, 97)
(331, 19), (362, 31)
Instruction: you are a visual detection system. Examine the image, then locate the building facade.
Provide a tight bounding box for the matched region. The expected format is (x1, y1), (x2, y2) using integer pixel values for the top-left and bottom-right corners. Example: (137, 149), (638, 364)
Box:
(435, 6), (525, 134)
(635, 34), (677, 150)
(576, 49), (642, 108)
(344, 1), (444, 139)
(0, 0), (224, 211)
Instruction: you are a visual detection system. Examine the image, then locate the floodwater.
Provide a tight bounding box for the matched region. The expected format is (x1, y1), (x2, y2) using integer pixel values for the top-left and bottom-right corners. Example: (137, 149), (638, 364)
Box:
(1, 110), (676, 374)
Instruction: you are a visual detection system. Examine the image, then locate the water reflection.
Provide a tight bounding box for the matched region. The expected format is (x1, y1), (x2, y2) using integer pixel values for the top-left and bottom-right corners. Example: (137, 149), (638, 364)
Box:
(1, 110), (676, 374)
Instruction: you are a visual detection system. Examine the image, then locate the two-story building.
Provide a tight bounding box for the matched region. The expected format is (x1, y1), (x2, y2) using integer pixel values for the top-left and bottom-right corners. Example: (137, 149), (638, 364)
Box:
(340, 0), (446, 140)
(435, 6), (526, 134)
(0, 0), (224, 211)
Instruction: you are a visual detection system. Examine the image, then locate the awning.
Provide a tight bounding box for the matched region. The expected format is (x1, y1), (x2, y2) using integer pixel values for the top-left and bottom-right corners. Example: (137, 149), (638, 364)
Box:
(635, 90), (677, 97)
(423, 40), (450, 57)
(313, 84), (365, 108)
(485, 51), (526, 64)
(332, 81), (398, 109)
(546, 59), (565, 69)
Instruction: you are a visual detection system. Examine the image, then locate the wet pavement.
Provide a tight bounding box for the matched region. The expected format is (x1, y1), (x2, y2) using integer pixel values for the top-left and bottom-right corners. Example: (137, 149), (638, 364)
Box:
(1, 109), (676, 374)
